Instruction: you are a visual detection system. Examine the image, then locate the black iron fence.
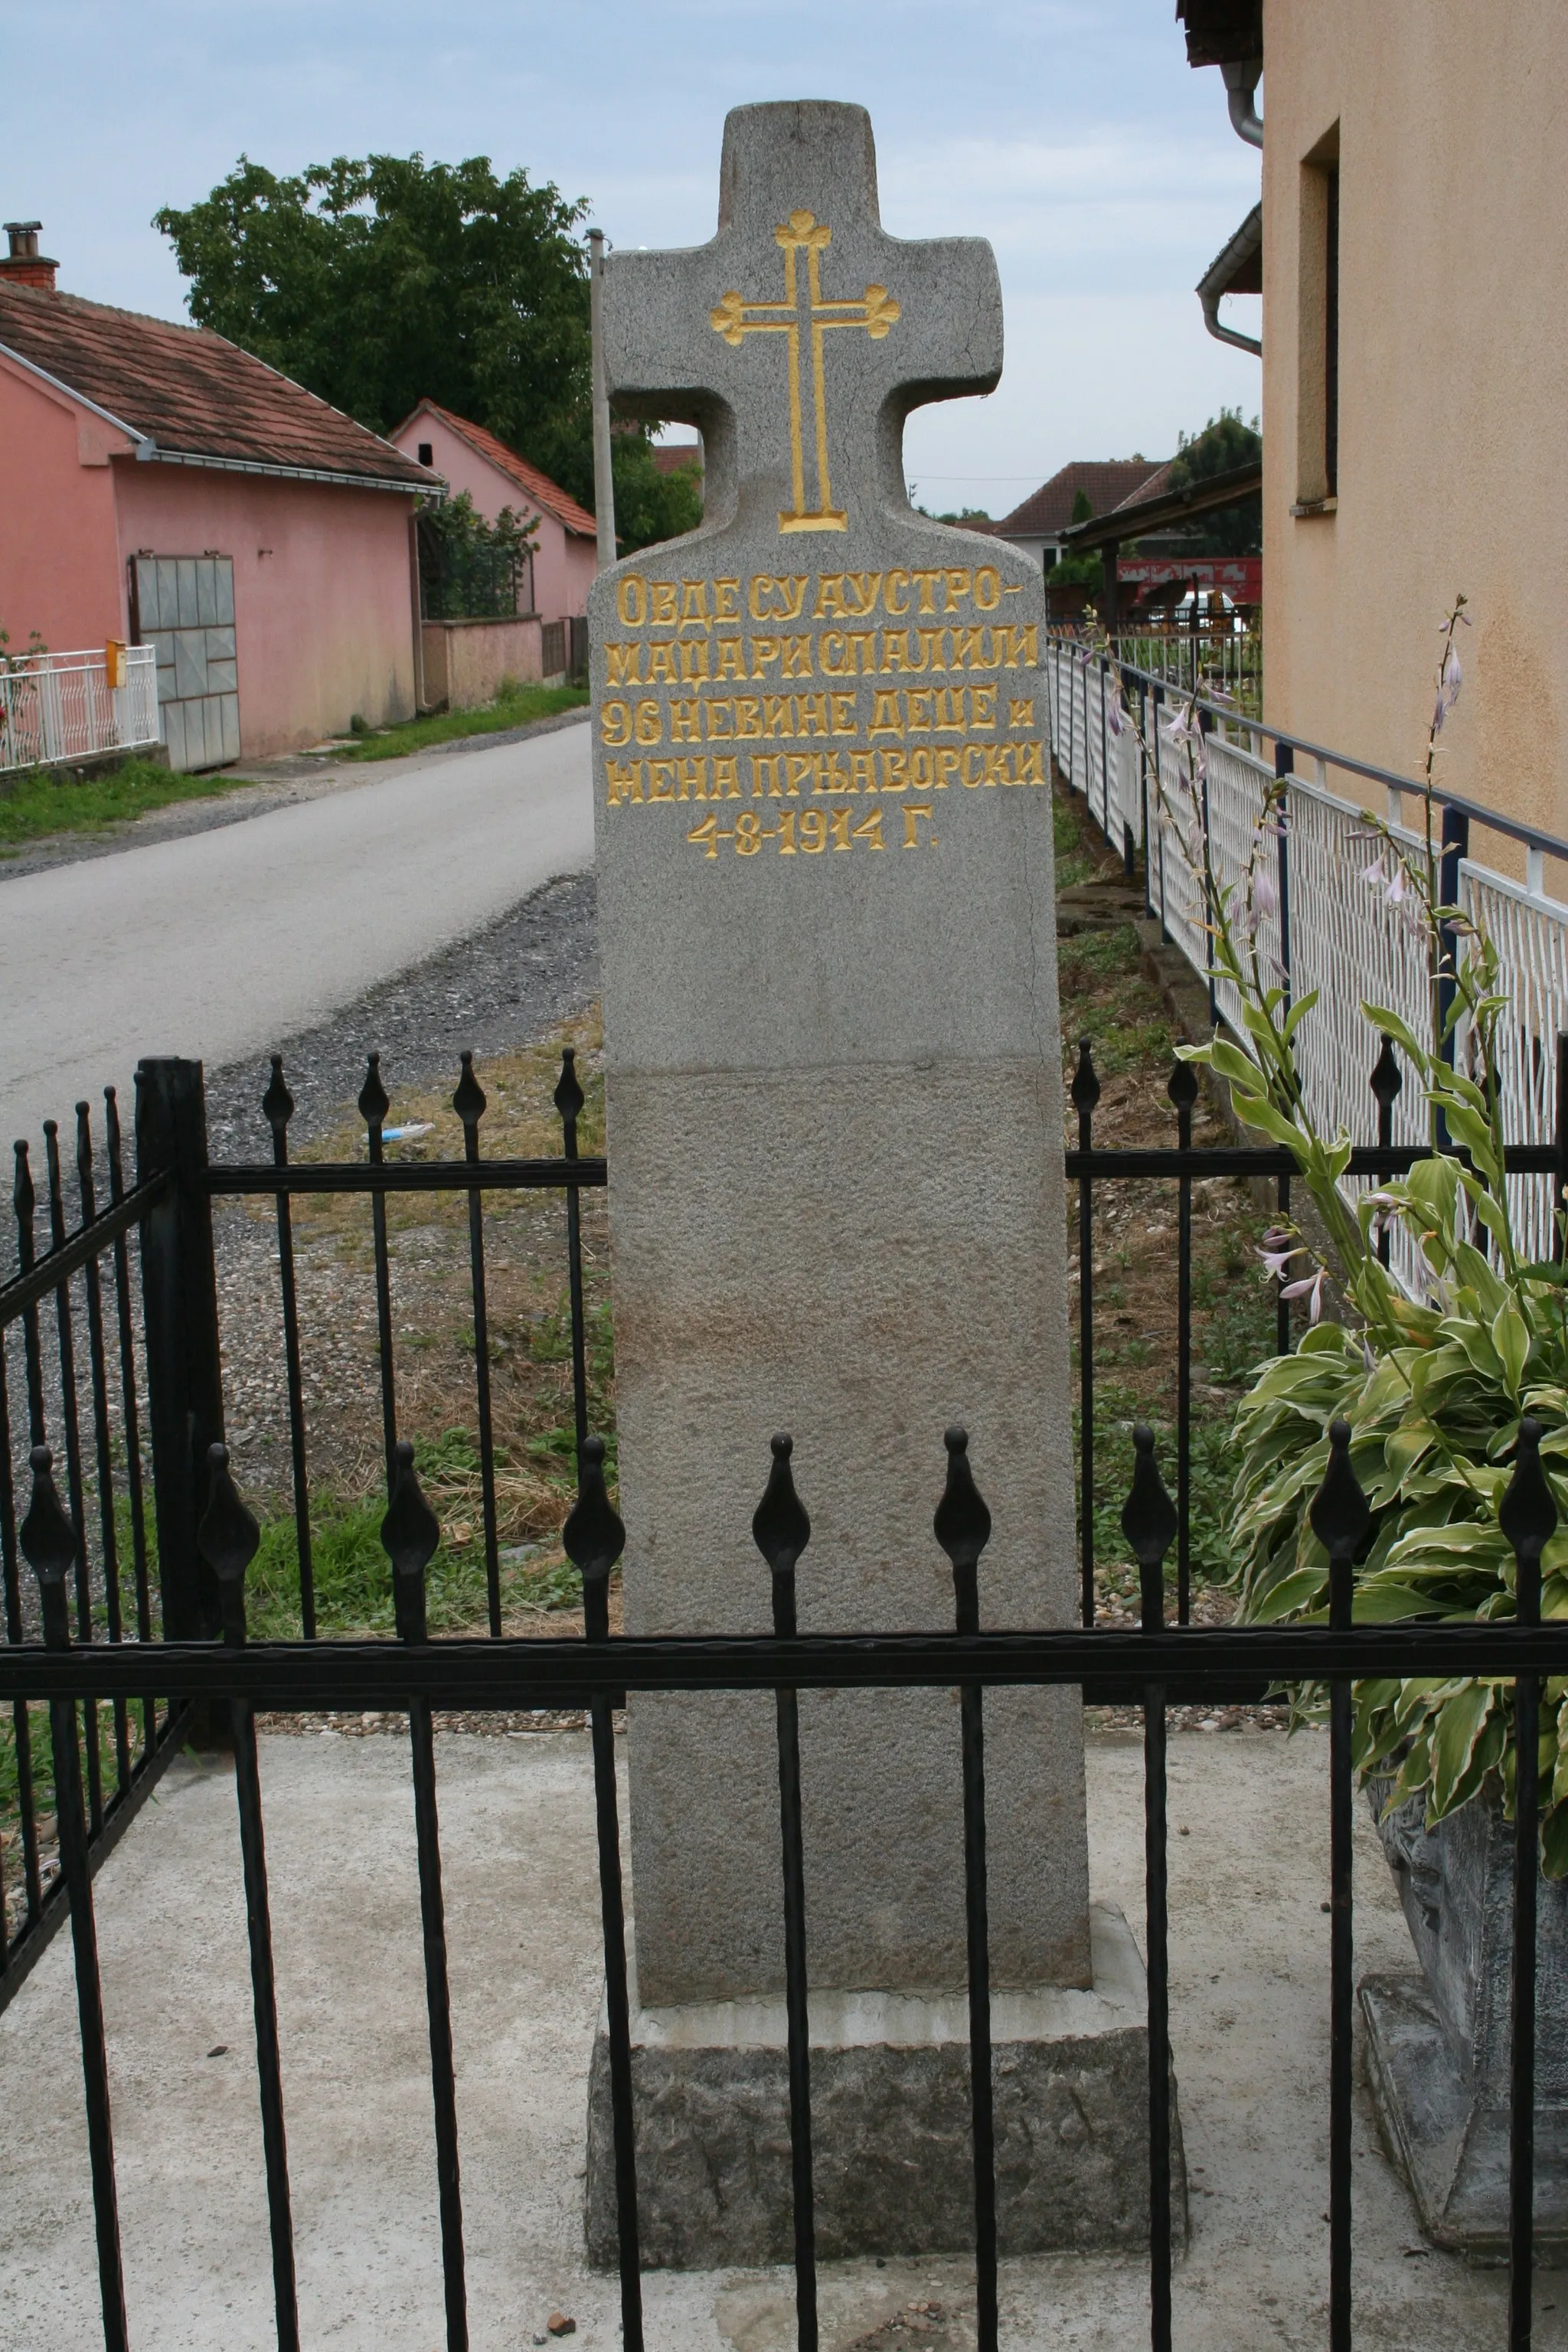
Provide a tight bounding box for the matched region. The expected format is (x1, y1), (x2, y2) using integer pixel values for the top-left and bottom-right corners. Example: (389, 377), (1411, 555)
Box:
(4, 1043), (1567, 2350)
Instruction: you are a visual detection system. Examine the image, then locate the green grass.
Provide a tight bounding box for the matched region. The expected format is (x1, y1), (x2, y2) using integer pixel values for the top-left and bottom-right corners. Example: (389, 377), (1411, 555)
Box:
(0, 753), (252, 854)
(1057, 926), (1172, 1074)
(344, 680), (588, 762)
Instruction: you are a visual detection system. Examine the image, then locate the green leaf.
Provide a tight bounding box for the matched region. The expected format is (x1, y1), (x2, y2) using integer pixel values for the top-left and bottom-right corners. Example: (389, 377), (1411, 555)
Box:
(1362, 1004), (1428, 1070)
(1429, 1681), (1497, 1815)
(1492, 1302), (1532, 1397)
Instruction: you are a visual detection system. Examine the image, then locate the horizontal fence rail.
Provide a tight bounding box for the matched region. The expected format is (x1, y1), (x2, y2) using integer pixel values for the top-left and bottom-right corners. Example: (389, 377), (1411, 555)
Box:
(0, 645), (159, 773)
(2, 1415), (1561, 2352)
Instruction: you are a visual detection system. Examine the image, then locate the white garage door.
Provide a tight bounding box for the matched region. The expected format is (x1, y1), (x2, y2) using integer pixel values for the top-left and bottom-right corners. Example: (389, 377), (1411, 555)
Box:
(129, 554), (240, 773)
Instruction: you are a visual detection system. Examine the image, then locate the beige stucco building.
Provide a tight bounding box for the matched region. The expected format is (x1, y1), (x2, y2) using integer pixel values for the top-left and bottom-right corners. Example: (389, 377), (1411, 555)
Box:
(1185, 3), (1566, 859)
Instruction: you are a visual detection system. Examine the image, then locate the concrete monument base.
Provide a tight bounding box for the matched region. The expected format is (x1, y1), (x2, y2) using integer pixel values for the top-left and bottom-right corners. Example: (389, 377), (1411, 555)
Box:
(585, 1903), (1185, 2269)
(1362, 1975), (1568, 2263)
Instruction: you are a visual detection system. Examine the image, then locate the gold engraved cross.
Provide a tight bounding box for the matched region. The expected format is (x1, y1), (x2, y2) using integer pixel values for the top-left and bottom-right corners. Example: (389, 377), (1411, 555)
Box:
(710, 209), (900, 534)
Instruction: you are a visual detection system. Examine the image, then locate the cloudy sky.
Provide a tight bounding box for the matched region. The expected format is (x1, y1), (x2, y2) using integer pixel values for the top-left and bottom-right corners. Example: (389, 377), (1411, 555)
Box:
(4, 0), (1263, 515)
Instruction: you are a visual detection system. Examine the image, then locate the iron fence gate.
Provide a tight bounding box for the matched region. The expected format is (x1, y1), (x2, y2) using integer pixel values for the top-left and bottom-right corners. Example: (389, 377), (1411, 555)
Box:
(4, 1040), (1568, 2349)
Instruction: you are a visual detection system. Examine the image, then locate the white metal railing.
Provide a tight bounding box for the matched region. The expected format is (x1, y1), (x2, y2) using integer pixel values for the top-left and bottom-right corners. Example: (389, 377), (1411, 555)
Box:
(0, 645), (160, 774)
(1046, 633), (1568, 1282)
(1113, 627), (1263, 714)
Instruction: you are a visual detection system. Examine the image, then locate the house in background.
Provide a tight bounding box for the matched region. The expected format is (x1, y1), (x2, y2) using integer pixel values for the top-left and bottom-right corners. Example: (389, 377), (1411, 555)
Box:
(984, 458), (1170, 572)
(1179, 2), (1567, 844)
(390, 400), (596, 710)
(0, 224), (437, 767)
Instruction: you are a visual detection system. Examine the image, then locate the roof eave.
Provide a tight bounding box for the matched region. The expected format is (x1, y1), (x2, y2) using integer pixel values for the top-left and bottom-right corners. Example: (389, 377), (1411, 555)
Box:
(0, 338), (152, 456)
(136, 446), (442, 497)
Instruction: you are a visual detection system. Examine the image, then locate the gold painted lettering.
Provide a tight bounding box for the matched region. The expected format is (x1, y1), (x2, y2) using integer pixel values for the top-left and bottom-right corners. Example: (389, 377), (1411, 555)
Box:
(785, 753), (815, 796)
(751, 635), (780, 677)
(916, 629), (947, 672)
(714, 579), (740, 620)
(706, 699), (734, 740)
(853, 809), (886, 850)
(814, 574), (848, 619)
(679, 640), (710, 683)
(735, 810), (763, 853)
(970, 685), (998, 729)
(830, 808), (853, 849)
(606, 759), (642, 805)
(909, 747), (934, 789)
(776, 809), (797, 854)
(670, 701), (702, 743)
(1008, 696), (1034, 729)
(817, 750), (854, 794)
(974, 567), (1001, 611)
(763, 694), (794, 738)
(952, 626), (985, 672)
(878, 749), (908, 792)
(647, 760), (676, 802)
(606, 643), (642, 686)
(649, 582), (678, 627)
(903, 804), (937, 848)
(773, 576), (808, 621)
(749, 576), (772, 620)
(751, 753), (784, 797)
(1017, 740), (1046, 782)
(634, 700), (662, 746)
(846, 572), (884, 616)
(735, 697), (763, 740)
(869, 690), (904, 739)
(780, 635), (814, 679)
(845, 630), (877, 672)
(910, 568), (942, 615)
(906, 689), (933, 732)
(829, 692), (857, 736)
(983, 746), (1011, 786)
(675, 757), (704, 801)
(616, 576), (646, 628)
(680, 580), (711, 629)
(716, 636), (746, 681)
(934, 688), (966, 732)
(884, 569), (911, 616)
(880, 631), (917, 673)
(689, 815), (718, 857)
(796, 693), (829, 737)
(934, 747), (961, 790)
(601, 701), (632, 747)
(963, 746), (985, 788)
(851, 750), (876, 794)
(647, 643), (678, 684)
(820, 632), (849, 677)
(708, 754), (741, 799)
(799, 808), (828, 852)
(942, 567), (972, 613)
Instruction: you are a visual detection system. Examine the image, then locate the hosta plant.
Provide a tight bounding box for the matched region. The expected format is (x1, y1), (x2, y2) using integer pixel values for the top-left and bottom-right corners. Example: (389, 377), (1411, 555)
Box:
(1098, 596), (1568, 1870)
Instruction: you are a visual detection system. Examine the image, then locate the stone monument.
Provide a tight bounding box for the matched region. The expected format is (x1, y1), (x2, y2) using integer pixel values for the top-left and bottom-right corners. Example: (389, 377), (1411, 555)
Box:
(584, 98), (1171, 2265)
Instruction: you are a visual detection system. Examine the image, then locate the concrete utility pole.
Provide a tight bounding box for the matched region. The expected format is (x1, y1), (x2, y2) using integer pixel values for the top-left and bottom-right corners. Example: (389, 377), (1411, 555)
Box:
(588, 230), (616, 574)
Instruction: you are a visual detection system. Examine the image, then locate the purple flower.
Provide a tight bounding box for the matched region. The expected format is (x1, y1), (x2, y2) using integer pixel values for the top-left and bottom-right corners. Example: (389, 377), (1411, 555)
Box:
(1259, 1236), (1302, 1280)
(1106, 694), (1125, 738)
(1443, 646), (1462, 708)
(1432, 691), (1447, 736)
(1280, 1266), (1330, 1322)
(1252, 864), (1279, 921)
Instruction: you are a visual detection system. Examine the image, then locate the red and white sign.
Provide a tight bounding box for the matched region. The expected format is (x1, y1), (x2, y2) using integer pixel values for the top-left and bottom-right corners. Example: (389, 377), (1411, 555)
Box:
(1118, 556), (1262, 600)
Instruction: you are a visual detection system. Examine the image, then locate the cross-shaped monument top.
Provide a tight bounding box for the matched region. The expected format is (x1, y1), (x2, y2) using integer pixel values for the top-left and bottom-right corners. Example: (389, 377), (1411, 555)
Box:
(603, 101), (1002, 535)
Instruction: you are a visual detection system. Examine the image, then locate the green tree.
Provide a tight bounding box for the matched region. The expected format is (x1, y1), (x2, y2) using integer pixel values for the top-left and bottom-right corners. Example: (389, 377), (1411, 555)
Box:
(1069, 487), (1095, 525)
(1162, 409), (1262, 556)
(155, 153), (697, 552)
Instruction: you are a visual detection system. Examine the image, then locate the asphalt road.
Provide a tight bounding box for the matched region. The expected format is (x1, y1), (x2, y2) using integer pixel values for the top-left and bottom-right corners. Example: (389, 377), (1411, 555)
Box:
(0, 720), (594, 1155)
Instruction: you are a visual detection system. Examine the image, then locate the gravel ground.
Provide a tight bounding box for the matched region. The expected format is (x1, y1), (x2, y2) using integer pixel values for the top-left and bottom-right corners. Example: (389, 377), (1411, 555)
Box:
(204, 866), (599, 1155)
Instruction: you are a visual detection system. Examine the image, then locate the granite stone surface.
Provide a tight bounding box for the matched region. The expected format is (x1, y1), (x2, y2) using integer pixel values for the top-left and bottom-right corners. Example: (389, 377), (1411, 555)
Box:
(589, 100), (1083, 2009)
(585, 1907), (1184, 2269)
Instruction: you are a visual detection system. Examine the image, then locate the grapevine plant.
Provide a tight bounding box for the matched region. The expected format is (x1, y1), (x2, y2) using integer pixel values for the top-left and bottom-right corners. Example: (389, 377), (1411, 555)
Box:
(1093, 596), (1568, 1870)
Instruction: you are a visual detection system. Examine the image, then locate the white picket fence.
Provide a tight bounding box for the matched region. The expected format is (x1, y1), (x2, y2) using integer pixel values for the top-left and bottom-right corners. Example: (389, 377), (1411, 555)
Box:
(1045, 633), (1568, 1273)
(0, 645), (160, 774)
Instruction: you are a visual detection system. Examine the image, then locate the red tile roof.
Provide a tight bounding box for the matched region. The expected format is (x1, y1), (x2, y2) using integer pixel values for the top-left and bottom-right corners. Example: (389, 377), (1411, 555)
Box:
(400, 400), (597, 537)
(653, 440), (703, 478)
(0, 282), (435, 488)
(995, 459), (1168, 538)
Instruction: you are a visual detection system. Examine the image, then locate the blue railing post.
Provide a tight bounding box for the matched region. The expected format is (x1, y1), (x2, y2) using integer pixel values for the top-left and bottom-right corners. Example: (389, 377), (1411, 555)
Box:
(1274, 740), (1294, 1018)
(1438, 805), (1470, 1067)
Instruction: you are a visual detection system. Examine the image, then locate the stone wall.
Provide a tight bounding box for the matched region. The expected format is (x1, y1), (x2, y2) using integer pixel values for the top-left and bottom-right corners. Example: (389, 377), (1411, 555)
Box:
(420, 614), (546, 711)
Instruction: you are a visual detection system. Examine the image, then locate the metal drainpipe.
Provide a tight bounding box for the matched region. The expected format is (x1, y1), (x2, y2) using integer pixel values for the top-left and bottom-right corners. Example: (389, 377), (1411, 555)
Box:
(1222, 58), (1263, 149)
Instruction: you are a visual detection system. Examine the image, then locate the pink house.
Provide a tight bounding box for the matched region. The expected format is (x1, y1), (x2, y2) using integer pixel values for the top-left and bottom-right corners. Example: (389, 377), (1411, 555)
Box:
(0, 225), (439, 766)
(390, 400), (596, 624)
